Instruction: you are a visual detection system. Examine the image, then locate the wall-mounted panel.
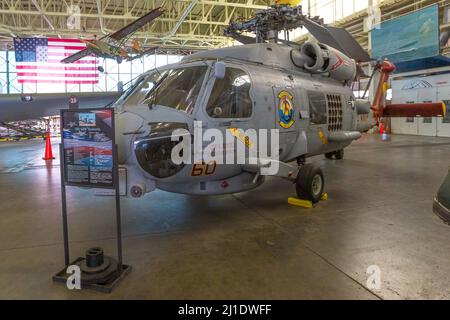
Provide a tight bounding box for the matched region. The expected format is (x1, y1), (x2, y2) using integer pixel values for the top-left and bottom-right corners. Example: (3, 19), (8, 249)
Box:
(371, 5), (440, 64)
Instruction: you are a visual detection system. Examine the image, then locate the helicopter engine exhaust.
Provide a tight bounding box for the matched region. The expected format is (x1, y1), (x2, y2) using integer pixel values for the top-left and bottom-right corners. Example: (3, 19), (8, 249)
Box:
(295, 42), (357, 83)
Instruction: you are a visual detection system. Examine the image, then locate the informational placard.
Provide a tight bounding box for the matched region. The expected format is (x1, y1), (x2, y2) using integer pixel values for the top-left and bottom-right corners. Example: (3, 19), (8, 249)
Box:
(61, 108), (115, 188)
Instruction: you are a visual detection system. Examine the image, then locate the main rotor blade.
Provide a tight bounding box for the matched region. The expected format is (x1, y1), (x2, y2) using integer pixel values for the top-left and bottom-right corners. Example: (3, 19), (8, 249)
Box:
(109, 7), (165, 41)
(229, 33), (258, 45)
(302, 17), (370, 62)
(326, 26), (371, 62)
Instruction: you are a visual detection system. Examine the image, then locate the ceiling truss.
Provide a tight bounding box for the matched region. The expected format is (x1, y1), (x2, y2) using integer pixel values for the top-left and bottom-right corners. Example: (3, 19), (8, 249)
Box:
(0, 0), (271, 50)
(1, 0), (450, 55)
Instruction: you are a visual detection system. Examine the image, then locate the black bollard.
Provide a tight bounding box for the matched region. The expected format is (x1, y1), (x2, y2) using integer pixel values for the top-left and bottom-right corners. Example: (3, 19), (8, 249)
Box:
(86, 247), (104, 268)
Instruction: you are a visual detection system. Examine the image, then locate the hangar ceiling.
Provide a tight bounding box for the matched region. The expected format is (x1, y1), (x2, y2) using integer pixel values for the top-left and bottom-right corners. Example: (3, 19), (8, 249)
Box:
(0, 0), (450, 54)
(0, 0), (270, 50)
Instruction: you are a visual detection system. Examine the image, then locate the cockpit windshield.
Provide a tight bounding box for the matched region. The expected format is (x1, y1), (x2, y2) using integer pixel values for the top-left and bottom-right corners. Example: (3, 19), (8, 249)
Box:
(121, 66), (208, 115)
(118, 71), (166, 106)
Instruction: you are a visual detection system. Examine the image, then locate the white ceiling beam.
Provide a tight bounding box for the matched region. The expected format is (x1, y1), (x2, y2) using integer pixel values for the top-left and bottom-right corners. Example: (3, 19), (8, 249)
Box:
(96, 0), (108, 35)
(30, 0), (56, 32)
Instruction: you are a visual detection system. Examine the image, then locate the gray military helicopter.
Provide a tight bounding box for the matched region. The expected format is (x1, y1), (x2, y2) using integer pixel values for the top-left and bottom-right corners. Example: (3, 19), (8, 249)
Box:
(113, 4), (445, 203)
(435, 171), (450, 224)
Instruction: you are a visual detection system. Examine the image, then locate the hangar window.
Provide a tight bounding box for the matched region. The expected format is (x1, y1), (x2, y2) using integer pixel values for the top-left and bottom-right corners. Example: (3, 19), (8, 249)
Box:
(308, 92), (327, 125)
(206, 68), (252, 119)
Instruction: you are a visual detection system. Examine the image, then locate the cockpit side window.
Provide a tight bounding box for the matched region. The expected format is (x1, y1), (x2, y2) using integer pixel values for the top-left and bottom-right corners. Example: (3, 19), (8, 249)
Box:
(206, 67), (253, 119)
(308, 91), (327, 125)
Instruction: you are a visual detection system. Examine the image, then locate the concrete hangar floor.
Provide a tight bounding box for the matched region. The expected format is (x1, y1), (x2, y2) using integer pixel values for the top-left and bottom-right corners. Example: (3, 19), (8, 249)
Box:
(0, 134), (449, 299)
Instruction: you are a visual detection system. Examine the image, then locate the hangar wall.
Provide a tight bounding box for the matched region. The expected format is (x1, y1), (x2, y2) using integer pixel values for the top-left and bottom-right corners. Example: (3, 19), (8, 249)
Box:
(391, 72), (450, 137)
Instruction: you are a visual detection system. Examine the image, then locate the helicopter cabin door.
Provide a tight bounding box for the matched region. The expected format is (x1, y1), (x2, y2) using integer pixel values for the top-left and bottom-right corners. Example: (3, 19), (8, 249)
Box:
(273, 85), (306, 160)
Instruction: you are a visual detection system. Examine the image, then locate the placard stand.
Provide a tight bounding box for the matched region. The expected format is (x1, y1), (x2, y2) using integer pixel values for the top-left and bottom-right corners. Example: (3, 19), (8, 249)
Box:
(52, 109), (131, 293)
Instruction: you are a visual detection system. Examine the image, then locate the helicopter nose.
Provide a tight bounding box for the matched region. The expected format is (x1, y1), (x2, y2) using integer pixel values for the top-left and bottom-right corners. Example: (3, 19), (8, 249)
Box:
(133, 122), (190, 179)
(115, 111), (146, 164)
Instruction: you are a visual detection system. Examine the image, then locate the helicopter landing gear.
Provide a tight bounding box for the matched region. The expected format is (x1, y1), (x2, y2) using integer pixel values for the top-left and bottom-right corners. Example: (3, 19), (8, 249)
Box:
(116, 56), (123, 64)
(296, 155), (306, 166)
(335, 149), (344, 160)
(325, 149), (344, 160)
(295, 164), (325, 204)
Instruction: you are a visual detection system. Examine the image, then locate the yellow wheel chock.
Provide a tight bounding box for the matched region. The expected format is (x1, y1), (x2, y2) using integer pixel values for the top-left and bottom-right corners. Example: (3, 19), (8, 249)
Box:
(288, 193), (328, 209)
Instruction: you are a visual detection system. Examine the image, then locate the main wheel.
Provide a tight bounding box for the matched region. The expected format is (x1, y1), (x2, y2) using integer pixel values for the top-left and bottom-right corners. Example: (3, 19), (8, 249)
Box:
(325, 152), (334, 160)
(296, 164), (325, 203)
(335, 149), (344, 160)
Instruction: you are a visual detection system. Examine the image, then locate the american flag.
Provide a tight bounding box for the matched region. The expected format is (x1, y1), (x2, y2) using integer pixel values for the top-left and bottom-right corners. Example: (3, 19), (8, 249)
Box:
(13, 37), (99, 84)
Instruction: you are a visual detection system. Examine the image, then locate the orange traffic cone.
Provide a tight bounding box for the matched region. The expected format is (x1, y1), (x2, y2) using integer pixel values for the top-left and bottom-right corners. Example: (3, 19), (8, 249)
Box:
(42, 131), (55, 160)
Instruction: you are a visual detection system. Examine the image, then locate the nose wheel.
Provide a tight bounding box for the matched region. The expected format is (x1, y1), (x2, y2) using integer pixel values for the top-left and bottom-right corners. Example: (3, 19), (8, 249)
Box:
(295, 164), (325, 203)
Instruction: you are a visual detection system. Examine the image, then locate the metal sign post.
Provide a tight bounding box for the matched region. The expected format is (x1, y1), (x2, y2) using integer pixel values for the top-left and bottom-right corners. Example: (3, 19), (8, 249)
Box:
(113, 144), (123, 273)
(59, 143), (70, 267)
(53, 108), (130, 293)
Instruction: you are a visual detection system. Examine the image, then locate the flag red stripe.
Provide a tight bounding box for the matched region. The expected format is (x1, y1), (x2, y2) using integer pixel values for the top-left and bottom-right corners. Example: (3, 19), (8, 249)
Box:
(18, 79), (98, 84)
(47, 45), (87, 51)
(17, 65), (98, 71)
(18, 72), (99, 78)
(47, 59), (97, 64)
(57, 53), (97, 58)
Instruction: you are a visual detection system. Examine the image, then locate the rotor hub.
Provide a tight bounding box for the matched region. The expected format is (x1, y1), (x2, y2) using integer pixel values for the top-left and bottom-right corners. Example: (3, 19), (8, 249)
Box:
(224, 5), (322, 44)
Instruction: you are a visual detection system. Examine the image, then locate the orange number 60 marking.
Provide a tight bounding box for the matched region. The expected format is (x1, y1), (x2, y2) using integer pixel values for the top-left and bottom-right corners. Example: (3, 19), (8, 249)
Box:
(191, 162), (217, 176)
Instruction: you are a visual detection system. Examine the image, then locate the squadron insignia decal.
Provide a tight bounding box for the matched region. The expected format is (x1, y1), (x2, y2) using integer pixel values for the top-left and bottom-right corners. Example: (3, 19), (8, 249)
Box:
(278, 91), (295, 129)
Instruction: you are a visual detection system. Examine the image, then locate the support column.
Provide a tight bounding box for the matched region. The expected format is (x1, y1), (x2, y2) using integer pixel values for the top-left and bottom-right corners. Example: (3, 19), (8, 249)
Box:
(6, 48), (10, 94)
